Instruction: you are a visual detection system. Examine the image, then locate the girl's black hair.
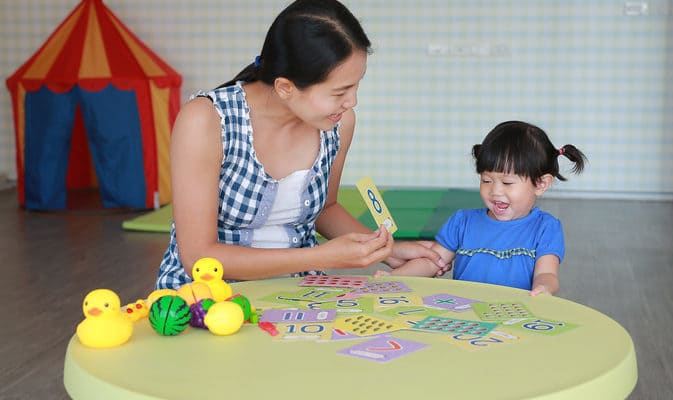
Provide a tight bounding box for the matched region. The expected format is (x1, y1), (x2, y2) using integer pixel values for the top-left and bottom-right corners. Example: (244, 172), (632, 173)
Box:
(219, 0), (372, 89)
(472, 120), (587, 183)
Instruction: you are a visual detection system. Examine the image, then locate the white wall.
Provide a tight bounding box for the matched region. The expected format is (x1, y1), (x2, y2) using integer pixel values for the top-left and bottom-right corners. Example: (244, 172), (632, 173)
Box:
(2, 0), (672, 199)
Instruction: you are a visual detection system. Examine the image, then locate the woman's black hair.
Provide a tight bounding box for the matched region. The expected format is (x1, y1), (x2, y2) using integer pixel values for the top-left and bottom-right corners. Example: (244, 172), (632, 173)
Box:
(472, 121), (587, 183)
(219, 0), (372, 89)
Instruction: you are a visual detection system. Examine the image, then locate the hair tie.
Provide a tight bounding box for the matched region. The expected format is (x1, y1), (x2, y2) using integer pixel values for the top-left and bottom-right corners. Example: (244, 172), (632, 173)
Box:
(558, 147), (565, 155)
(254, 55), (261, 68)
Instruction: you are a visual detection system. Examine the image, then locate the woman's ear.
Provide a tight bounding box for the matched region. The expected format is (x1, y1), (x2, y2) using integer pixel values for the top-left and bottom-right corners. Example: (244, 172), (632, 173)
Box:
(274, 77), (295, 100)
(535, 174), (554, 196)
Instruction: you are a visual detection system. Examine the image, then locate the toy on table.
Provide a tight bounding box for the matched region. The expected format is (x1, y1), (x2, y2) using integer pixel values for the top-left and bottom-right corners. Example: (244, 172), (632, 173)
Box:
(189, 298), (216, 329)
(204, 301), (245, 336)
(227, 293), (253, 321)
(146, 288), (177, 309)
(192, 257), (233, 301)
(76, 289), (133, 348)
(148, 295), (191, 336)
(176, 281), (213, 306)
(122, 299), (149, 322)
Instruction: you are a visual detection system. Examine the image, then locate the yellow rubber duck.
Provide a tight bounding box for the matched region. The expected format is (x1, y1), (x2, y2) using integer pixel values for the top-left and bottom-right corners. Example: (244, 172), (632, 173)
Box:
(192, 257), (232, 302)
(76, 289), (133, 348)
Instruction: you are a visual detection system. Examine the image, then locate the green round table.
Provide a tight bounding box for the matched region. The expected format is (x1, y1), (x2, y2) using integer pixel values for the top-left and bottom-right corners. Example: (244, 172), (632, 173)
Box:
(64, 276), (637, 399)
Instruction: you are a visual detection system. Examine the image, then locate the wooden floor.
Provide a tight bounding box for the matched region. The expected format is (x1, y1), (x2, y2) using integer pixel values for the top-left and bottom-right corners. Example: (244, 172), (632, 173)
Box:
(0, 187), (671, 399)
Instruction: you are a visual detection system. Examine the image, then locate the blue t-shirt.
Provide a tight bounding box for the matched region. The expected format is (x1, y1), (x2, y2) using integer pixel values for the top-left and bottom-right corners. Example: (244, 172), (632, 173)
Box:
(435, 207), (564, 290)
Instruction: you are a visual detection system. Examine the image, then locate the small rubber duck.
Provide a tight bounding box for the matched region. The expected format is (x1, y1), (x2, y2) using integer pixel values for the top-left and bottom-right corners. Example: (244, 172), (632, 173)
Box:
(192, 257), (232, 302)
(76, 289), (133, 348)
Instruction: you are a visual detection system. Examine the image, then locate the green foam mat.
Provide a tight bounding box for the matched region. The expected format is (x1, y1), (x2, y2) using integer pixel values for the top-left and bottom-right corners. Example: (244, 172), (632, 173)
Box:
(122, 188), (482, 239)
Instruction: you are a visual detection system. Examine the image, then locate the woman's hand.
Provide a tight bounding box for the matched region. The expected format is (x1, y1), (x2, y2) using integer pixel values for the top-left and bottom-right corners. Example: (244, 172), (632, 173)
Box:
(319, 227), (394, 270)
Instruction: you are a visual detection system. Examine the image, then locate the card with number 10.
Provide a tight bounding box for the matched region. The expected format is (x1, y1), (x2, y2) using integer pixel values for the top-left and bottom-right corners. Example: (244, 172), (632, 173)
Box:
(355, 176), (397, 234)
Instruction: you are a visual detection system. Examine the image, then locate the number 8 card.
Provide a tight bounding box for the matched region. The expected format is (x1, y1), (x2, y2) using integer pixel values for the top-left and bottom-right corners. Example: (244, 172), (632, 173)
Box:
(355, 176), (398, 234)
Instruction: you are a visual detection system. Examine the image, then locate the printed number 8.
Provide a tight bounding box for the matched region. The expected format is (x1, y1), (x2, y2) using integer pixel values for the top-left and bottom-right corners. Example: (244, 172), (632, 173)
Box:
(367, 189), (382, 214)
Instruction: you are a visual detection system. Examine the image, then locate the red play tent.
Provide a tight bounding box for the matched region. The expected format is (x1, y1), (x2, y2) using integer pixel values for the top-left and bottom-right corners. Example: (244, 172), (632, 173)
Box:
(6, 0), (181, 210)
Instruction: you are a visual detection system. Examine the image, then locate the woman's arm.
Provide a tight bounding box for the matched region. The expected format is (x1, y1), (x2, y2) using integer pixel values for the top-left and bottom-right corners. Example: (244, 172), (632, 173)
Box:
(171, 102), (392, 280)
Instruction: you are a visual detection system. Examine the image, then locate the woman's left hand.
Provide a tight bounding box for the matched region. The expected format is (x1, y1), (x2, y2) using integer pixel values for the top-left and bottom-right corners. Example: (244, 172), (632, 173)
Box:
(385, 240), (448, 270)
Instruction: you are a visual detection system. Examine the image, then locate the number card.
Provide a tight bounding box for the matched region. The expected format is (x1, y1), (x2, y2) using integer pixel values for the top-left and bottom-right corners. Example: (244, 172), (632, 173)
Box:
(305, 297), (375, 314)
(472, 302), (535, 321)
(334, 314), (404, 336)
(273, 322), (333, 341)
(503, 317), (578, 336)
(411, 316), (498, 337)
(354, 280), (412, 294)
(422, 293), (479, 312)
(355, 176), (397, 234)
(447, 329), (522, 351)
(260, 309), (336, 323)
(377, 305), (449, 320)
(299, 275), (369, 288)
(338, 337), (428, 363)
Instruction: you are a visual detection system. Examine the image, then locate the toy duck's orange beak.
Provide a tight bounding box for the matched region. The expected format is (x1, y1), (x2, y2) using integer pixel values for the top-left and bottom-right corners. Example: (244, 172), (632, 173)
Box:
(87, 307), (102, 316)
(201, 274), (213, 281)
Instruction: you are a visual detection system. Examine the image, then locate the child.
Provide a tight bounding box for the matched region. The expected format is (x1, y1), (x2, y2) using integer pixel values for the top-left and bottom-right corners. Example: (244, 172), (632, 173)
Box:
(375, 120), (587, 296)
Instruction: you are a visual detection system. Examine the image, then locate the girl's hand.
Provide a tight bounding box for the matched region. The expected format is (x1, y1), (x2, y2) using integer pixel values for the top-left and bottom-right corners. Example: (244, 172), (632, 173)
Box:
(530, 284), (552, 296)
(386, 240), (447, 270)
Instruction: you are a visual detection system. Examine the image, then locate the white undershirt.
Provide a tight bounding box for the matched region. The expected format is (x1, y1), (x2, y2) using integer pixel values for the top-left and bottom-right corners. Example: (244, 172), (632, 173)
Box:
(251, 169), (309, 248)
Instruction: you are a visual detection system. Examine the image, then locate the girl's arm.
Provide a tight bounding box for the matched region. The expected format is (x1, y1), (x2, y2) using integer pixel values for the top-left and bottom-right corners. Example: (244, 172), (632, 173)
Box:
(530, 254), (560, 296)
(170, 101), (393, 281)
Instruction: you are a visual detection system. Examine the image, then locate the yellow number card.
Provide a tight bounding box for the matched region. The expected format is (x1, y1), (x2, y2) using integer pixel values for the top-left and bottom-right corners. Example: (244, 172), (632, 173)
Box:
(355, 176), (398, 234)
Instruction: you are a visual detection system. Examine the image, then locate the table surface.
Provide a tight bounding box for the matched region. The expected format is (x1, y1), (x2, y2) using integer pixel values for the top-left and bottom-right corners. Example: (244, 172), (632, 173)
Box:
(64, 276), (637, 399)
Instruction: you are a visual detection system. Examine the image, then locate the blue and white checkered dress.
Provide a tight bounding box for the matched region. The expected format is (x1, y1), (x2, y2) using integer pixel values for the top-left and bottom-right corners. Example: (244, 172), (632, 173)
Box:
(155, 83), (340, 289)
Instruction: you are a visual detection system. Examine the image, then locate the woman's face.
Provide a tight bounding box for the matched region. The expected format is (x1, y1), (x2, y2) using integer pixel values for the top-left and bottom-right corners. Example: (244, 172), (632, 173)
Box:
(288, 50), (367, 131)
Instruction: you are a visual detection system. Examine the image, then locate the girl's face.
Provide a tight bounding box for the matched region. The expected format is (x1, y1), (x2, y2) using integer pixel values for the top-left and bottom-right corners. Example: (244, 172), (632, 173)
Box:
(479, 171), (550, 221)
(287, 50), (367, 131)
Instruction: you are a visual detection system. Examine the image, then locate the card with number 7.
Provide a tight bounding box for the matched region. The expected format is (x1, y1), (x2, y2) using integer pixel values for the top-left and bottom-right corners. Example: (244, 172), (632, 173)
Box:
(355, 176), (397, 234)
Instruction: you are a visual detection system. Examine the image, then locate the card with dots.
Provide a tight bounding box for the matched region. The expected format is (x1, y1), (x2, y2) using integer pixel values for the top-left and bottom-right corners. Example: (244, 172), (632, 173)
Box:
(334, 314), (404, 337)
(354, 280), (412, 294)
(471, 302), (535, 321)
(411, 316), (498, 337)
(299, 275), (369, 288)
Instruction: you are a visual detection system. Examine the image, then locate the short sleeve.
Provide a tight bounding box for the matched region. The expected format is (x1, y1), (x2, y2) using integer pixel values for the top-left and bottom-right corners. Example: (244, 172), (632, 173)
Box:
(536, 216), (565, 263)
(435, 209), (467, 252)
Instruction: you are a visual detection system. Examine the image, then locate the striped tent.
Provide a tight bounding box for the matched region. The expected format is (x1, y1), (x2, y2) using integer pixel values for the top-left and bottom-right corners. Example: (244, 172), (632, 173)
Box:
(6, 0), (181, 210)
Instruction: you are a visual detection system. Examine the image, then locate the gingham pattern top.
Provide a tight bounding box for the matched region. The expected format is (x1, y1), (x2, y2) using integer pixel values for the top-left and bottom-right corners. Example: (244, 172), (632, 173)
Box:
(155, 83), (340, 289)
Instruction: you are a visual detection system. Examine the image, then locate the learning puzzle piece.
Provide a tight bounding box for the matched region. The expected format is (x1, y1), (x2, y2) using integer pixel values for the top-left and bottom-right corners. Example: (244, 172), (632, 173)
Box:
(260, 309), (336, 323)
(334, 314), (404, 337)
(422, 293), (479, 312)
(299, 275), (369, 288)
(338, 336), (427, 362)
(304, 296), (375, 314)
(373, 294), (423, 310)
(273, 322), (333, 341)
(377, 305), (449, 320)
(503, 317), (578, 336)
(447, 329), (523, 351)
(471, 302), (535, 321)
(354, 281), (412, 294)
(356, 176), (397, 234)
(260, 287), (348, 306)
(411, 316), (498, 337)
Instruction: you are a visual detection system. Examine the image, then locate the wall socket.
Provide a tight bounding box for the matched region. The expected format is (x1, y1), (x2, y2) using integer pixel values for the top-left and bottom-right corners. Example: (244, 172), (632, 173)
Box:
(426, 42), (510, 58)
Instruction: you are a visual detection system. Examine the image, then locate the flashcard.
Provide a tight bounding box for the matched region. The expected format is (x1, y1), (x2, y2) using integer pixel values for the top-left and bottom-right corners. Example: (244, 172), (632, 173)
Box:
(259, 288), (348, 306)
(327, 328), (387, 342)
(299, 275), (369, 288)
(377, 305), (448, 320)
(334, 314), (404, 337)
(422, 293), (479, 312)
(273, 322), (333, 341)
(503, 317), (578, 336)
(471, 302), (535, 321)
(411, 316), (498, 337)
(338, 336), (428, 362)
(304, 296), (375, 314)
(355, 176), (397, 234)
(447, 329), (522, 351)
(354, 280), (412, 294)
(260, 309), (336, 323)
(373, 294), (423, 310)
